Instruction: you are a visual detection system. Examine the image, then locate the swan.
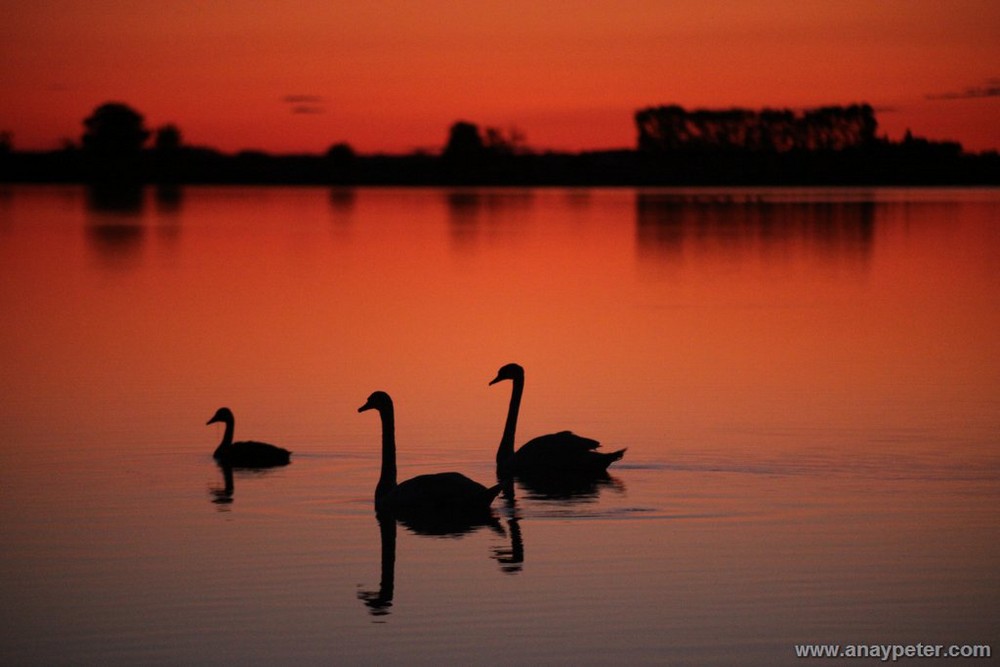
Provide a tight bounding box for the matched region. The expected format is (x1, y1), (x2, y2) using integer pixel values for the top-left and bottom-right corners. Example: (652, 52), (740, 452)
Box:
(358, 391), (501, 518)
(207, 407), (291, 467)
(489, 363), (625, 477)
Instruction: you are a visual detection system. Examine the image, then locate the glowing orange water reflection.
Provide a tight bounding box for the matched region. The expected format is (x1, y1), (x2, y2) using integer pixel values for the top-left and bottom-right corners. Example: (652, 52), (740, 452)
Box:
(1, 186), (998, 468)
(1, 186), (998, 663)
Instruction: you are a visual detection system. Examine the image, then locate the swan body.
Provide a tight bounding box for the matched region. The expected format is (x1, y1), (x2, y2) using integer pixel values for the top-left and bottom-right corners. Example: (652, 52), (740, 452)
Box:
(207, 407), (291, 468)
(490, 363), (625, 477)
(358, 391), (501, 518)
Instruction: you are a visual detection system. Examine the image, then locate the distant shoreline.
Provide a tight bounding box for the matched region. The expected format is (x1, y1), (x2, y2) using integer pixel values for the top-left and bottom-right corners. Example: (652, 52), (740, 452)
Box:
(5, 102), (997, 187)
(3, 146), (999, 187)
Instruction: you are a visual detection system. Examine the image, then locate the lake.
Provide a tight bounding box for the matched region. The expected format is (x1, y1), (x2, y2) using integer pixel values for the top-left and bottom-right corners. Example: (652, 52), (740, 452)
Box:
(1, 185), (997, 665)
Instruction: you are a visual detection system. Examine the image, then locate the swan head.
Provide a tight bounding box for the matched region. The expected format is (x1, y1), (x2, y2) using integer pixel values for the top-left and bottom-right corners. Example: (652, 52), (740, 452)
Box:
(207, 407), (233, 426)
(489, 363), (524, 385)
(358, 391), (393, 414)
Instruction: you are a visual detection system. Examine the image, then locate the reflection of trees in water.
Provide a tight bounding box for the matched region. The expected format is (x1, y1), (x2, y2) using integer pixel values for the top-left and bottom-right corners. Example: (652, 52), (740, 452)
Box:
(328, 188), (357, 239)
(328, 187), (357, 215)
(87, 183), (144, 213)
(0, 186), (14, 232)
(635, 192), (877, 266)
(154, 185), (183, 244)
(154, 184), (182, 214)
(86, 222), (146, 259)
(85, 184), (146, 267)
(445, 189), (534, 246)
(85, 184), (186, 265)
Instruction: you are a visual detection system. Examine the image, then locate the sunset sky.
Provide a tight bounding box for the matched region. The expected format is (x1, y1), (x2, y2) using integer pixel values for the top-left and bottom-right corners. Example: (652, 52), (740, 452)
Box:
(2, 0), (998, 155)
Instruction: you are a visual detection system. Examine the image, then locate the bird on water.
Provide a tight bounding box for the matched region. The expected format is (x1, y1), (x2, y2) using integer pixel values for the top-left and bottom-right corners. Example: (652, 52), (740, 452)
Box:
(358, 391), (501, 518)
(489, 363), (625, 478)
(207, 407), (291, 468)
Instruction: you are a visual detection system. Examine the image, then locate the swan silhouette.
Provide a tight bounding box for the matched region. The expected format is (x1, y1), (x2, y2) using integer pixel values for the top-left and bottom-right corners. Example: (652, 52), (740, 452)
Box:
(490, 363), (625, 477)
(358, 391), (501, 520)
(207, 407), (291, 468)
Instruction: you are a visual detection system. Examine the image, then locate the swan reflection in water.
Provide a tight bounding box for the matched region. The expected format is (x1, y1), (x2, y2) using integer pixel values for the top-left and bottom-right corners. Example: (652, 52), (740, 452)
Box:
(358, 472), (627, 610)
(208, 464), (290, 510)
(513, 468), (625, 501)
(488, 472), (626, 574)
(357, 510), (504, 619)
(492, 491), (524, 574)
(358, 516), (396, 617)
(209, 465), (235, 506)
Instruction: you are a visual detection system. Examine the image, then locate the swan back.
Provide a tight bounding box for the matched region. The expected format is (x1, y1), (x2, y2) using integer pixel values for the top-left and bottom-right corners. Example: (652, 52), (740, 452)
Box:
(392, 472), (502, 511)
(513, 431), (624, 473)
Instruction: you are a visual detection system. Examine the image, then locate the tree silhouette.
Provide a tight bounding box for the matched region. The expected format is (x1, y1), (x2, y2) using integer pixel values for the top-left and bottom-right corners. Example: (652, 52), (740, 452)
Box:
(483, 126), (527, 156)
(326, 142), (356, 183)
(0, 100), (991, 186)
(443, 121), (485, 158)
(81, 102), (150, 183)
(635, 104), (878, 153)
(442, 121), (486, 182)
(154, 124), (181, 152)
(82, 103), (150, 156)
(153, 124), (183, 183)
(0, 131), (11, 181)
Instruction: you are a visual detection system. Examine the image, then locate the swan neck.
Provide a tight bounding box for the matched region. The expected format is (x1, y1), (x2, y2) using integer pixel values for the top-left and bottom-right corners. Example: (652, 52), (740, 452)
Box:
(498, 376), (523, 464)
(376, 405), (397, 497)
(220, 414), (235, 448)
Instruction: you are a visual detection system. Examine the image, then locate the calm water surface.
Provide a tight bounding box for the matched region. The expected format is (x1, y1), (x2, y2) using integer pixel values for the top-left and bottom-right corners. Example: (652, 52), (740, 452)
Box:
(1, 185), (998, 665)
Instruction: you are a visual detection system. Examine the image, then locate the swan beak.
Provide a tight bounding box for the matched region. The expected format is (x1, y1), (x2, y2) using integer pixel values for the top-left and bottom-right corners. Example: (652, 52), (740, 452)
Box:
(358, 400), (373, 413)
(206, 416), (219, 425)
(488, 374), (502, 386)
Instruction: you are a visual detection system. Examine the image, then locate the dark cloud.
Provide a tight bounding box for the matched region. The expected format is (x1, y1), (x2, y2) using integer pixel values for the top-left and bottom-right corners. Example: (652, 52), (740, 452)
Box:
(281, 94), (326, 114)
(926, 79), (1000, 100)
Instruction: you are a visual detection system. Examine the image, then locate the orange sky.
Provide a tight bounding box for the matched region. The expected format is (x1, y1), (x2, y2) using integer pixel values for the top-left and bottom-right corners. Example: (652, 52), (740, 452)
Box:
(2, 1), (998, 154)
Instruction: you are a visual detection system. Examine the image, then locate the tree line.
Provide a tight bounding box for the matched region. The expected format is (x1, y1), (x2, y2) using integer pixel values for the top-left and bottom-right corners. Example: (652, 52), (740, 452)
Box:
(0, 101), (997, 186)
(635, 104), (879, 153)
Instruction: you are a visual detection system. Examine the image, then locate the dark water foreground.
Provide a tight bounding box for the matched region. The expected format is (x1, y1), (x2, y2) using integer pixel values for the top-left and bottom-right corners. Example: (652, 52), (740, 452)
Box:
(1, 186), (997, 665)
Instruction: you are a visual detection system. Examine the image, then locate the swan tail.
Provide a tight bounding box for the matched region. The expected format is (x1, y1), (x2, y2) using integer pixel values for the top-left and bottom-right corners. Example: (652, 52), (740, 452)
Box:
(485, 483), (504, 505)
(595, 447), (626, 470)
